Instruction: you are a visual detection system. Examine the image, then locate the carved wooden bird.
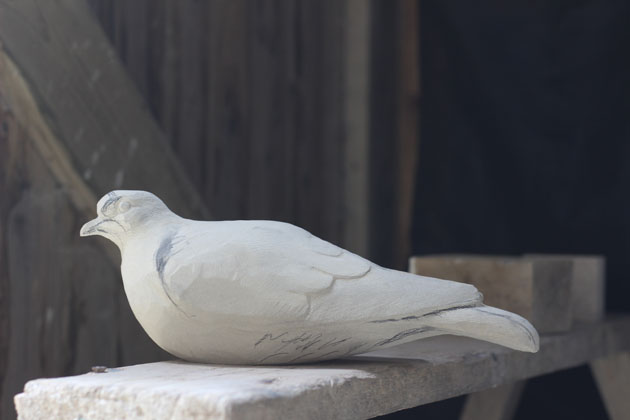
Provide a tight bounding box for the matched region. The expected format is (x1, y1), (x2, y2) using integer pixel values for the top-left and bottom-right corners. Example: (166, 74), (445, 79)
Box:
(81, 190), (539, 364)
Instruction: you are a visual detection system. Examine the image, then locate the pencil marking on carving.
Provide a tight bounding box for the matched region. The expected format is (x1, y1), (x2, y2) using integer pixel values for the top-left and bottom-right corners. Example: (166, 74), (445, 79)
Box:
(155, 233), (189, 316)
(258, 352), (289, 363)
(369, 304), (479, 324)
(319, 350), (340, 359)
(254, 332), (289, 347)
(375, 327), (433, 347)
(288, 353), (315, 363)
(318, 337), (350, 350)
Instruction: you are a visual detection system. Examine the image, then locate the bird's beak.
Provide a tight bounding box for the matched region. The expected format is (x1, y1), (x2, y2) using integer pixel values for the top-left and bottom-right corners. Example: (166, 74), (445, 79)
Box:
(80, 216), (106, 237)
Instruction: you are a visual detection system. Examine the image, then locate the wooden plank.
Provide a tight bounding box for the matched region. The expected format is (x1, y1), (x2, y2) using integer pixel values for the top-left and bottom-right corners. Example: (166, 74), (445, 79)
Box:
(115, 0), (150, 97)
(0, 99), (29, 420)
(395, 0), (421, 269)
(151, 0), (178, 145)
(1, 191), (120, 420)
(85, 0), (114, 39)
(343, 0), (370, 256)
(0, 0), (207, 221)
(460, 381), (525, 420)
(246, 0), (297, 223)
(0, 186), (167, 420)
(205, 0), (250, 220)
(2, 191), (72, 420)
(90, 1), (356, 251)
(591, 352), (630, 420)
(173, 0), (207, 189)
(368, 0), (399, 267)
(294, 0), (345, 244)
(0, 99), (169, 420)
(0, 50), (97, 218)
(15, 317), (630, 420)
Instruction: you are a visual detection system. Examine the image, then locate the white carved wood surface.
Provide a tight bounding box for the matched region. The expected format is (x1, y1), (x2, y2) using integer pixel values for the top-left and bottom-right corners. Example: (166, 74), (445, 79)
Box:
(15, 317), (630, 420)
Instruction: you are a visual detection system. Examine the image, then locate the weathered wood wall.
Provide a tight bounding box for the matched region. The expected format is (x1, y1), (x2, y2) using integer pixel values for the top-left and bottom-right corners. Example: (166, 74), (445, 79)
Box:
(0, 101), (168, 420)
(0, 1), (387, 419)
(87, 0), (355, 246)
(0, 0), (419, 418)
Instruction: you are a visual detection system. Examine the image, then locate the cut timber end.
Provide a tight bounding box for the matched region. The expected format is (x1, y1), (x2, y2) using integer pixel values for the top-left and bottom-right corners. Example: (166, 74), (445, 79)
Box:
(409, 255), (576, 333)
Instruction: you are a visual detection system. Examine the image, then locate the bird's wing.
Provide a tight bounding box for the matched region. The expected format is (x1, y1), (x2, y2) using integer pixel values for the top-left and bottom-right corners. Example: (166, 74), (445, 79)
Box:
(157, 221), (371, 320)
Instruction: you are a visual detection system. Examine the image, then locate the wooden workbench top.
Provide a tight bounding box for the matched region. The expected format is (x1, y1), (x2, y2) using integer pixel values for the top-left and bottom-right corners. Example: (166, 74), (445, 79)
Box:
(15, 316), (630, 420)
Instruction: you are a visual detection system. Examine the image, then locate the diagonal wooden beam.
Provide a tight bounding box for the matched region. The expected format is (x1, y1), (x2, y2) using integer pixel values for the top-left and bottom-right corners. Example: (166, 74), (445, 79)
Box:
(0, 0), (208, 221)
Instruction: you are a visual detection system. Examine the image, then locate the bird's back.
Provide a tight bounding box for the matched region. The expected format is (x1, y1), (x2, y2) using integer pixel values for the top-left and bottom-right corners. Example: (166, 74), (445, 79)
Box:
(155, 219), (482, 324)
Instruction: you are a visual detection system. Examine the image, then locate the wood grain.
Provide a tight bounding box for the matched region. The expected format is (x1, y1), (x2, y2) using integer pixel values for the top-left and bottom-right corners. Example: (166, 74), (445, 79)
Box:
(0, 98), (28, 420)
(89, 0), (358, 247)
(294, 1), (346, 244)
(246, 0), (297, 223)
(0, 110), (168, 419)
(343, 0), (371, 257)
(205, 0), (250, 220)
(0, 0), (207, 220)
(396, 0), (421, 269)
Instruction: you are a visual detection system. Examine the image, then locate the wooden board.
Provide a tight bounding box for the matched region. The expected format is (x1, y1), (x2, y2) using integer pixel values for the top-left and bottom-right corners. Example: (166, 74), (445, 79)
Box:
(14, 317), (630, 420)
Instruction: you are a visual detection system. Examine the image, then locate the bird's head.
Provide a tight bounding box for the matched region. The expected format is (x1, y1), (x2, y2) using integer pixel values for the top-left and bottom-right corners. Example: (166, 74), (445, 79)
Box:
(80, 190), (172, 248)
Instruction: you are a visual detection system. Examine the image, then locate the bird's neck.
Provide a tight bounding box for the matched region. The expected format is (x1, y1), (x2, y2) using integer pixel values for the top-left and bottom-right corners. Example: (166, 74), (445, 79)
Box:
(119, 213), (184, 255)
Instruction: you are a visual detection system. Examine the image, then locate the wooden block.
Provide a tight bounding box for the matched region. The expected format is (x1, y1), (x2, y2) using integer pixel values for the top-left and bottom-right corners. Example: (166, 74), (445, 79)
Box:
(409, 255), (573, 333)
(525, 255), (605, 322)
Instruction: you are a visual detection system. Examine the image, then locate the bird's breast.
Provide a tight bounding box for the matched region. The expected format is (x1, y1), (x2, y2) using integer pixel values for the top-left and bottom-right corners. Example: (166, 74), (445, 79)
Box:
(120, 238), (184, 329)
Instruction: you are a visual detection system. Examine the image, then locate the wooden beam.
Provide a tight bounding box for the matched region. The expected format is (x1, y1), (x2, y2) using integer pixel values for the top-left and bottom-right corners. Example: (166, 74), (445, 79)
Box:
(0, 49), (97, 216)
(343, 0), (371, 257)
(0, 0), (208, 222)
(395, 0), (421, 268)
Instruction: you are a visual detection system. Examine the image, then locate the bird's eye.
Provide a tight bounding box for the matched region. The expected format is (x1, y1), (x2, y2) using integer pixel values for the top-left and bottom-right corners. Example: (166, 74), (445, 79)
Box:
(118, 201), (131, 213)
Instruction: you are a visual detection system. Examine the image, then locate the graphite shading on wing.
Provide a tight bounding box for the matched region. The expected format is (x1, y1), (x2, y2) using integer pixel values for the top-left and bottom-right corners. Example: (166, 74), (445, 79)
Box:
(157, 220), (373, 319)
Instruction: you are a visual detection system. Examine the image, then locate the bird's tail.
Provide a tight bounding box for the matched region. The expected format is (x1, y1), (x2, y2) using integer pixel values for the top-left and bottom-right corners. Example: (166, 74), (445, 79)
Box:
(423, 305), (540, 352)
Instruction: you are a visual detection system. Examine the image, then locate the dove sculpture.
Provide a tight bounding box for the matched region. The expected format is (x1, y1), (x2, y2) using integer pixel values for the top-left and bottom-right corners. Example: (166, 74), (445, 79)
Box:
(80, 190), (539, 364)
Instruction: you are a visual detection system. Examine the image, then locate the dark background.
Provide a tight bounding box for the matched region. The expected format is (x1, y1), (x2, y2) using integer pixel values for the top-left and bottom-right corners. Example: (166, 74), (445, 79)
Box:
(404, 0), (630, 419)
